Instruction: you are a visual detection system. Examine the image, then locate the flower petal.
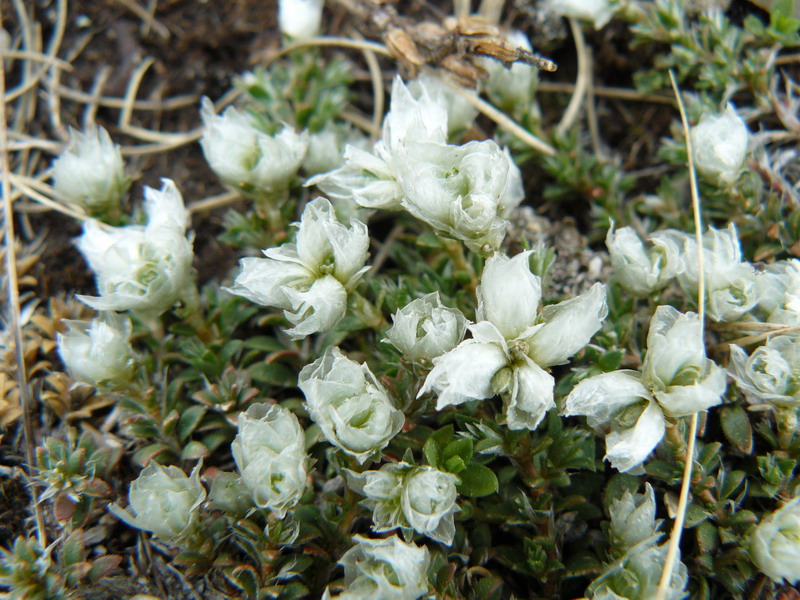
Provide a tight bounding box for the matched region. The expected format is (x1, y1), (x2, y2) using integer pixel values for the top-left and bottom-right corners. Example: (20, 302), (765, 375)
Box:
(655, 361), (726, 417)
(563, 370), (649, 428)
(605, 401), (665, 473)
(477, 251), (541, 340)
(504, 357), (555, 430)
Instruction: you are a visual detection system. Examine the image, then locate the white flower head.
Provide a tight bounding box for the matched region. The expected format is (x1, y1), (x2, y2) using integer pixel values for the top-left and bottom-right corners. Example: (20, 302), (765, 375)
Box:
(299, 347), (404, 463)
(303, 124), (366, 176)
(380, 75), (448, 156)
(422, 252), (607, 431)
(751, 496), (800, 584)
(76, 179), (194, 318)
(278, 0), (324, 40)
(608, 483), (658, 550)
(564, 306), (725, 472)
(227, 197), (369, 339)
(730, 335), (800, 408)
(479, 30), (537, 113)
(57, 312), (135, 386)
(756, 259), (800, 324)
(606, 224), (673, 298)
(347, 462), (459, 545)
(324, 534), (431, 600)
(231, 403), (309, 517)
(109, 462), (206, 542)
(546, 0), (615, 28)
(200, 97), (308, 193)
(691, 103), (749, 186)
(384, 293), (468, 366)
(408, 72), (478, 136)
(52, 126), (127, 214)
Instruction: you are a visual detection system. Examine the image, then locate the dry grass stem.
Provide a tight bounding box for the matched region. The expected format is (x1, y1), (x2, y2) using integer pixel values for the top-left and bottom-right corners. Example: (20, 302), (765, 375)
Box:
(188, 190), (243, 214)
(556, 19), (590, 136)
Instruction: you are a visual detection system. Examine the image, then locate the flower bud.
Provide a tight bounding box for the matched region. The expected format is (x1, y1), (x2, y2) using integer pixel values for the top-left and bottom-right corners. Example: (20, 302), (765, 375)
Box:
(278, 0), (324, 40)
(480, 31), (537, 113)
(51, 126), (128, 215)
(57, 312), (135, 386)
(587, 542), (688, 600)
(324, 534), (431, 600)
(691, 103), (749, 186)
(608, 483), (658, 550)
(299, 347), (404, 463)
(408, 72), (478, 136)
(231, 403), (309, 517)
(606, 224), (670, 298)
(200, 97), (308, 194)
(384, 293), (467, 366)
(751, 496), (800, 584)
(546, 0), (614, 28)
(109, 462), (206, 541)
(729, 335), (800, 408)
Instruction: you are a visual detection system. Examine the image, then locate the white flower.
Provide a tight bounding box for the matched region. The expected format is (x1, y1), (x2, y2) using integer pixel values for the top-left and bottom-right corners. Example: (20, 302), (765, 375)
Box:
(608, 483), (658, 550)
(200, 97), (308, 194)
(57, 312), (135, 386)
(421, 251), (607, 430)
(396, 140), (523, 252)
(547, 0), (615, 28)
(384, 293), (468, 366)
(564, 306), (726, 472)
(408, 72), (478, 136)
(231, 403), (309, 517)
(299, 347), (404, 463)
(347, 462), (459, 545)
(606, 224), (675, 297)
(730, 335), (800, 408)
(751, 496), (800, 584)
(51, 126), (127, 215)
(652, 224), (759, 322)
(379, 75), (448, 155)
(278, 0), (324, 40)
(323, 534), (431, 600)
(479, 31), (537, 113)
(691, 103), (749, 186)
(76, 179), (194, 318)
(109, 462), (205, 541)
(227, 197), (369, 339)
(756, 259), (800, 324)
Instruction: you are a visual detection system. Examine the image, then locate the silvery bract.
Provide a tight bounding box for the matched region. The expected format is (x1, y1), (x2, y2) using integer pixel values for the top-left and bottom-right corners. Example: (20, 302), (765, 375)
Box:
(227, 197), (369, 339)
(231, 403), (309, 517)
(652, 224), (758, 322)
(421, 251), (607, 430)
(51, 126), (128, 214)
(384, 293), (468, 366)
(755, 259), (800, 324)
(303, 124), (367, 176)
(278, 0), (324, 40)
(606, 224), (678, 298)
(57, 312), (135, 386)
(109, 462), (205, 542)
(564, 305), (726, 472)
(200, 97), (308, 193)
(347, 462), (459, 545)
(608, 483), (658, 551)
(395, 139), (524, 252)
(751, 496), (800, 584)
(587, 542), (688, 600)
(207, 471), (252, 516)
(479, 30), (537, 113)
(546, 0), (615, 28)
(299, 347), (404, 463)
(729, 335), (800, 408)
(322, 534), (431, 600)
(408, 71), (478, 136)
(76, 179), (194, 319)
(690, 103), (749, 186)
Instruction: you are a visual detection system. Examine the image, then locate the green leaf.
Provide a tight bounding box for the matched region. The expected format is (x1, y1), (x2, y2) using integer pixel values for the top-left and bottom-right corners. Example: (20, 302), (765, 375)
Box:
(444, 455), (467, 474)
(181, 441), (209, 460)
(443, 438), (474, 465)
(244, 336), (285, 352)
(250, 362), (296, 387)
(457, 463), (498, 497)
(62, 531), (84, 566)
(720, 405), (753, 454)
(178, 405), (207, 443)
(423, 437), (441, 468)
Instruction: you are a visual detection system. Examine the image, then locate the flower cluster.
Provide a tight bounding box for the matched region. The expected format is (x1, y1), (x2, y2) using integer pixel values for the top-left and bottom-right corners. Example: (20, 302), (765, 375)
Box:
(227, 197), (369, 338)
(690, 103), (750, 186)
(421, 251), (607, 430)
(347, 462), (460, 545)
(57, 312), (135, 387)
(729, 335), (800, 409)
(564, 305), (726, 472)
(751, 496), (800, 585)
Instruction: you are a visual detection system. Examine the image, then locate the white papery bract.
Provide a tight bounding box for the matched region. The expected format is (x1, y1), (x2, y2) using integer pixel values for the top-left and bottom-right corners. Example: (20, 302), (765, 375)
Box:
(227, 197), (369, 338)
(347, 462), (459, 545)
(408, 72), (478, 136)
(231, 403), (309, 517)
(480, 31), (537, 114)
(606, 224), (676, 298)
(278, 0), (324, 40)
(729, 335), (800, 408)
(652, 224), (758, 322)
(564, 306), (725, 472)
(384, 293), (468, 366)
(755, 259), (800, 324)
(608, 483), (658, 551)
(57, 312), (135, 386)
(51, 126), (127, 214)
(322, 534), (431, 600)
(109, 462), (205, 542)
(751, 496), (800, 584)
(380, 75), (448, 154)
(76, 179), (194, 319)
(299, 347), (404, 463)
(421, 251), (607, 430)
(691, 103), (749, 186)
(200, 97), (308, 194)
(546, 0), (615, 28)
